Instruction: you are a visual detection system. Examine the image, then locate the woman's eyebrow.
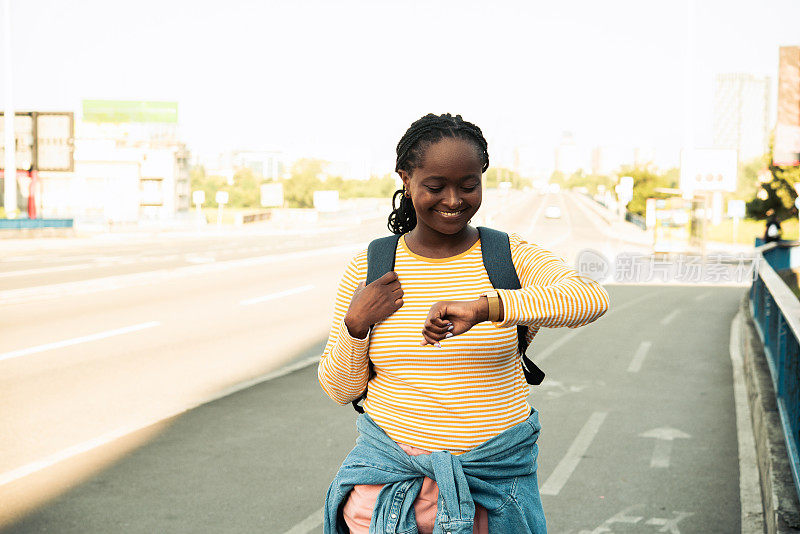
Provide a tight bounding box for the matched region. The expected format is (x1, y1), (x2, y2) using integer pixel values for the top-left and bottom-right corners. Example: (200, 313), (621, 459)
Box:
(421, 174), (481, 182)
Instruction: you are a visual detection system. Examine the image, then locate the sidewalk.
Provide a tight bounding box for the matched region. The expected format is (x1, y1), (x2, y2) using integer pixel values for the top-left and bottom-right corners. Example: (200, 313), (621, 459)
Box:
(737, 293), (800, 533)
(570, 190), (755, 256)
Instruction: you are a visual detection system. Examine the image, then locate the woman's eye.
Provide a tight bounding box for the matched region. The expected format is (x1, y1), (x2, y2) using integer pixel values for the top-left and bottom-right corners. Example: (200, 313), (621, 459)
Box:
(426, 187), (444, 193)
(462, 185), (478, 191)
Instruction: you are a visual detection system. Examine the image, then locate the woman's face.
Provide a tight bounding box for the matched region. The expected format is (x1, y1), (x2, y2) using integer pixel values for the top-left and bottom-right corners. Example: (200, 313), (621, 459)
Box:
(400, 137), (483, 236)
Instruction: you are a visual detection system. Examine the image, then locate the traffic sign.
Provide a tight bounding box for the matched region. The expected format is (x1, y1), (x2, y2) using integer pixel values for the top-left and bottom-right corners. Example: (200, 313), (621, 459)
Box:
(215, 191), (229, 205)
(727, 199), (745, 219)
(193, 190), (205, 206)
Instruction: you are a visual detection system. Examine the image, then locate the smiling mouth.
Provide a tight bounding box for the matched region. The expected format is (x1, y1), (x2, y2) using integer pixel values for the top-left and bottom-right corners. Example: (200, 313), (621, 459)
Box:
(434, 209), (467, 218)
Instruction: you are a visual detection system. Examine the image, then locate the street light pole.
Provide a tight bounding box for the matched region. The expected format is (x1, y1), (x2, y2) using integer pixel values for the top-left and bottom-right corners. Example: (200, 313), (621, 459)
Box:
(2, 0), (17, 218)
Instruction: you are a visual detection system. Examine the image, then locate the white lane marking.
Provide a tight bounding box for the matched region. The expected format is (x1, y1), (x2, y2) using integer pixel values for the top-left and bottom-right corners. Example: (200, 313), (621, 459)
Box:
(627, 341), (652, 373)
(0, 353), (322, 487)
(284, 507), (324, 534)
(0, 322), (161, 363)
(542, 193), (574, 249)
(694, 291), (710, 301)
(0, 424), (149, 487)
(644, 512), (693, 532)
(184, 254), (216, 264)
(729, 311), (765, 532)
(540, 411), (607, 496)
(660, 309), (680, 326)
(0, 243), (365, 306)
(525, 194), (550, 239)
(587, 505), (645, 529)
(240, 284), (315, 306)
(651, 441), (673, 468)
(0, 263), (100, 278)
(638, 427), (690, 468)
(535, 331), (579, 364)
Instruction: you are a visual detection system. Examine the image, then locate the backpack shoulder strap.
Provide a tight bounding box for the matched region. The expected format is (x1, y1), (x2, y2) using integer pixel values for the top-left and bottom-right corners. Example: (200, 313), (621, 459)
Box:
(478, 227), (521, 289)
(353, 234), (401, 413)
(477, 227), (545, 385)
(366, 234), (401, 284)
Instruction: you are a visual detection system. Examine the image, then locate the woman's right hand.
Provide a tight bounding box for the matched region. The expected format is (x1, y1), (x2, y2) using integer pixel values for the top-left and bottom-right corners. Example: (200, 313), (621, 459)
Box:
(344, 271), (404, 339)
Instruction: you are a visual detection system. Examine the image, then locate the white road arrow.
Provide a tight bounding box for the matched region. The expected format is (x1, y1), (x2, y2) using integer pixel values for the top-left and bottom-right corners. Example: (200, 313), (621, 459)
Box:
(639, 427), (691, 468)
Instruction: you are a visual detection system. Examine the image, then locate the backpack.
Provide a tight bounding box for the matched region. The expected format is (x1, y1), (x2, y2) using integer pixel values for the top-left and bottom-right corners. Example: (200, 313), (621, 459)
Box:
(351, 226), (545, 414)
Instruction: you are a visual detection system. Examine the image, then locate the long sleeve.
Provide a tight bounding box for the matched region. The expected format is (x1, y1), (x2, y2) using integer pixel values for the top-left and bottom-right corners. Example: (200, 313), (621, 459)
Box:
(495, 234), (610, 329)
(318, 251), (372, 405)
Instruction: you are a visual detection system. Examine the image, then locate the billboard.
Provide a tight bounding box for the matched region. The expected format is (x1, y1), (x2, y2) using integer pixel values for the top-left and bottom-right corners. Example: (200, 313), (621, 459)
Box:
(0, 112), (74, 172)
(679, 149), (738, 194)
(775, 47), (800, 167)
(82, 100), (178, 124)
(313, 190), (339, 212)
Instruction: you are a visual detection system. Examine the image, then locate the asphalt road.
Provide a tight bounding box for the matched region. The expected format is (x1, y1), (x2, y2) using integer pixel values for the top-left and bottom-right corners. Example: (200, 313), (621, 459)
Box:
(1, 285), (745, 533)
(0, 190), (748, 532)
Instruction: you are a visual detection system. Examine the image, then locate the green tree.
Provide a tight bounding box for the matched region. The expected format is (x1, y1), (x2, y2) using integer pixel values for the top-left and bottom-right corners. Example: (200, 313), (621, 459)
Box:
(190, 165), (227, 208)
(228, 168), (260, 208)
(746, 141), (799, 221)
(549, 170), (567, 187)
(483, 167), (531, 189)
(339, 175), (396, 198)
(620, 165), (679, 217)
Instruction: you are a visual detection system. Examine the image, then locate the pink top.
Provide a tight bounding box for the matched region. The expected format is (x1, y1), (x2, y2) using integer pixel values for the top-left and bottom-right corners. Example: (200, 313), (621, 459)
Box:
(342, 441), (489, 534)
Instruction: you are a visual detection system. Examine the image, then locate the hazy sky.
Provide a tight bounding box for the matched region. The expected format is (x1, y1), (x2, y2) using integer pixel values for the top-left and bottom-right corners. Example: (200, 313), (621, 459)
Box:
(2, 0), (799, 174)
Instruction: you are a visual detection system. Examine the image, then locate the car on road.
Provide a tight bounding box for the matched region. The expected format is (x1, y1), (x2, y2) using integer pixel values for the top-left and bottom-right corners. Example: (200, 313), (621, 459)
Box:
(544, 205), (562, 219)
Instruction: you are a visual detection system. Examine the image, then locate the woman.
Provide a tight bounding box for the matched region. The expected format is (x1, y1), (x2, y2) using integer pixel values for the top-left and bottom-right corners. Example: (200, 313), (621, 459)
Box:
(319, 113), (610, 533)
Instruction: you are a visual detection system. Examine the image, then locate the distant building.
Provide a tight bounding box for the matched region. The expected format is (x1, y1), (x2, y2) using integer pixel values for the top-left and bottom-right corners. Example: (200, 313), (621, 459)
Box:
(231, 150), (285, 180)
(40, 100), (191, 223)
(555, 132), (580, 175)
(591, 146), (633, 175)
(774, 46), (800, 166)
(712, 73), (771, 162)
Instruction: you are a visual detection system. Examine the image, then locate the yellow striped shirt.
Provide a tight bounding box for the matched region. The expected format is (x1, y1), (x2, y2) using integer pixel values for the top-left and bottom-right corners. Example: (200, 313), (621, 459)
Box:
(318, 232), (609, 452)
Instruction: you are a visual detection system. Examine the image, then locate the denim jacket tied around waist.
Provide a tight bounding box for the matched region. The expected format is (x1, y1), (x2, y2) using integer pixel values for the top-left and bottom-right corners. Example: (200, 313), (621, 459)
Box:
(323, 410), (547, 534)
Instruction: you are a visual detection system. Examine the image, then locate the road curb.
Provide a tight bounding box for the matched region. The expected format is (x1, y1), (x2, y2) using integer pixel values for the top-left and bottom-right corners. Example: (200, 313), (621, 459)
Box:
(739, 292), (800, 533)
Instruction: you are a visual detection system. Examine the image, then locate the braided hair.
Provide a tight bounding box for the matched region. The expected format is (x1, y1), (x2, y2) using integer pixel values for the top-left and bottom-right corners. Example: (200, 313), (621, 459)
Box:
(388, 113), (489, 235)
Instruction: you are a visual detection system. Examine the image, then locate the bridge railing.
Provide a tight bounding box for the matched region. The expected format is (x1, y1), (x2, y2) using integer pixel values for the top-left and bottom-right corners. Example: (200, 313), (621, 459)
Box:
(750, 240), (800, 500)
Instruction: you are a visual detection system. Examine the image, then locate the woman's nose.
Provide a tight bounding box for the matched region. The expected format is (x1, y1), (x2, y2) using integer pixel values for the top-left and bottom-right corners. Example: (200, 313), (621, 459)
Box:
(444, 188), (463, 208)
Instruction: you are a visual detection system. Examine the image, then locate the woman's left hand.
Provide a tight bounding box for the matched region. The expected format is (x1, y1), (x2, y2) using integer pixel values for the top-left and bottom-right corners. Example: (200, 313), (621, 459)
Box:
(420, 299), (487, 347)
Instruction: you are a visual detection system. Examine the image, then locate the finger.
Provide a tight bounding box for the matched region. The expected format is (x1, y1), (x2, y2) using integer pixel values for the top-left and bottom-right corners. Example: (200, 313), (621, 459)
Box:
(379, 271), (398, 284)
(420, 333), (441, 348)
(450, 323), (471, 336)
(430, 316), (451, 328)
(422, 324), (452, 341)
(394, 298), (404, 308)
(424, 320), (450, 334)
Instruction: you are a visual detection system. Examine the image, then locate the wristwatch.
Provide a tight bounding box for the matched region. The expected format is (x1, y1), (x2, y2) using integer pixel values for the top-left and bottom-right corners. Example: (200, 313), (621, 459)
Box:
(482, 290), (500, 322)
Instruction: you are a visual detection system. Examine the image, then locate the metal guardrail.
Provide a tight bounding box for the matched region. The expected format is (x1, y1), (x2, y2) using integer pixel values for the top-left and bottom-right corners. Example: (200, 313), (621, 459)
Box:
(625, 211), (646, 230)
(0, 218), (74, 229)
(750, 241), (800, 502)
